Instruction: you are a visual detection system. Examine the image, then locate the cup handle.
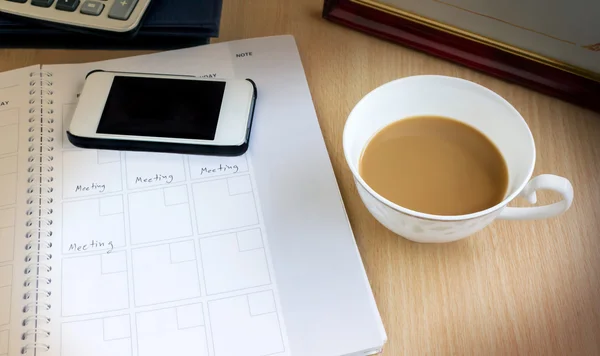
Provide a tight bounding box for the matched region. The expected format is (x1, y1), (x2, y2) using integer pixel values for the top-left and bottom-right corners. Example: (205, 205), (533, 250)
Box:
(498, 174), (574, 220)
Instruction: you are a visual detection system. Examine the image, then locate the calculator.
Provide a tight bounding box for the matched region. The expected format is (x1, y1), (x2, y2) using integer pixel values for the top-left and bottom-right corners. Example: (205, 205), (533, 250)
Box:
(0, 0), (152, 35)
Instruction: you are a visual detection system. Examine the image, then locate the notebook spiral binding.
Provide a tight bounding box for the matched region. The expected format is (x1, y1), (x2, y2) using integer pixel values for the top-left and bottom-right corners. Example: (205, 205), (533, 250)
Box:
(21, 70), (56, 354)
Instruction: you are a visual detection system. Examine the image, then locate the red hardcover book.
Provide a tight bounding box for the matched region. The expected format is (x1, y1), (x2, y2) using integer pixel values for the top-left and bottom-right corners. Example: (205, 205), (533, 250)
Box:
(323, 0), (600, 112)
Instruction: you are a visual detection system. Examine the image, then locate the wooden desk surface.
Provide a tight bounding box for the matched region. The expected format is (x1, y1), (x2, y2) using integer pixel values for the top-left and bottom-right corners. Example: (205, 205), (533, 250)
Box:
(2, 0), (599, 355)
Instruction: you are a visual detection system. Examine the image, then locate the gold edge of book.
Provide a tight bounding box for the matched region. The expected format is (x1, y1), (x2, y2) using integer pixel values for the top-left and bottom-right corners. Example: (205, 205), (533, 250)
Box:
(352, 0), (600, 83)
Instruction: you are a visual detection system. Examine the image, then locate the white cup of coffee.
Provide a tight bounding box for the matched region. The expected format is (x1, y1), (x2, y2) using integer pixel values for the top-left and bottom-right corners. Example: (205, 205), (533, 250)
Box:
(343, 75), (574, 243)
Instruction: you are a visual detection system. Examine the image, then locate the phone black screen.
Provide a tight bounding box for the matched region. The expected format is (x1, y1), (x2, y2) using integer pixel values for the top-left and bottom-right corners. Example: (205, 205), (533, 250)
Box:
(96, 76), (226, 140)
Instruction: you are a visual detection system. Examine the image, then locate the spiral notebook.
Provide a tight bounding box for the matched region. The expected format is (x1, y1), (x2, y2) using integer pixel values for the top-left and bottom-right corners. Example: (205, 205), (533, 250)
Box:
(0, 35), (386, 356)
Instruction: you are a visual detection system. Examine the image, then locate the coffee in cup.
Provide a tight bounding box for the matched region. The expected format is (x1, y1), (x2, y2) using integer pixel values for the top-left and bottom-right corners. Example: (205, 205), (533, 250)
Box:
(359, 115), (509, 216)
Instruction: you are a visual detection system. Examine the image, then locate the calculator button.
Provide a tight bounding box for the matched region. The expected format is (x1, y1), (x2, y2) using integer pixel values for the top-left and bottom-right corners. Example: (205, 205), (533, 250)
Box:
(80, 0), (104, 15)
(56, 0), (80, 11)
(108, 0), (138, 20)
(31, 0), (55, 7)
(6, 0), (28, 3)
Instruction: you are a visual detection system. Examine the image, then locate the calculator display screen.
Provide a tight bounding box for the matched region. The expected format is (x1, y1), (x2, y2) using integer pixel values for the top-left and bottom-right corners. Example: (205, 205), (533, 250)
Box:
(96, 76), (226, 140)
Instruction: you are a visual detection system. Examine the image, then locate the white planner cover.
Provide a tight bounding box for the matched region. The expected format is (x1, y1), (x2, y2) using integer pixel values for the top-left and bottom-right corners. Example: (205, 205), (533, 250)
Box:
(0, 35), (387, 356)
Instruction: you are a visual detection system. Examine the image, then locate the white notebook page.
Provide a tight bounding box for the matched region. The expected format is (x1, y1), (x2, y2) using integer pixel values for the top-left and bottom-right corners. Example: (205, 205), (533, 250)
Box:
(44, 53), (288, 356)
(40, 35), (386, 356)
(0, 65), (57, 356)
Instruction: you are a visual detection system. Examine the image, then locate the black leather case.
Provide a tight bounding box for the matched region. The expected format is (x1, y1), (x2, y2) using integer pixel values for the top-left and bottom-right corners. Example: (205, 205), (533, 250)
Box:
(0, 0), (223, 49)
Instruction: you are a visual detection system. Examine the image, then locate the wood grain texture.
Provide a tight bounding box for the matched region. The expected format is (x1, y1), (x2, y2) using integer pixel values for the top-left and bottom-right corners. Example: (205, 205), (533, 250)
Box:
(2, 1), (599, 354)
